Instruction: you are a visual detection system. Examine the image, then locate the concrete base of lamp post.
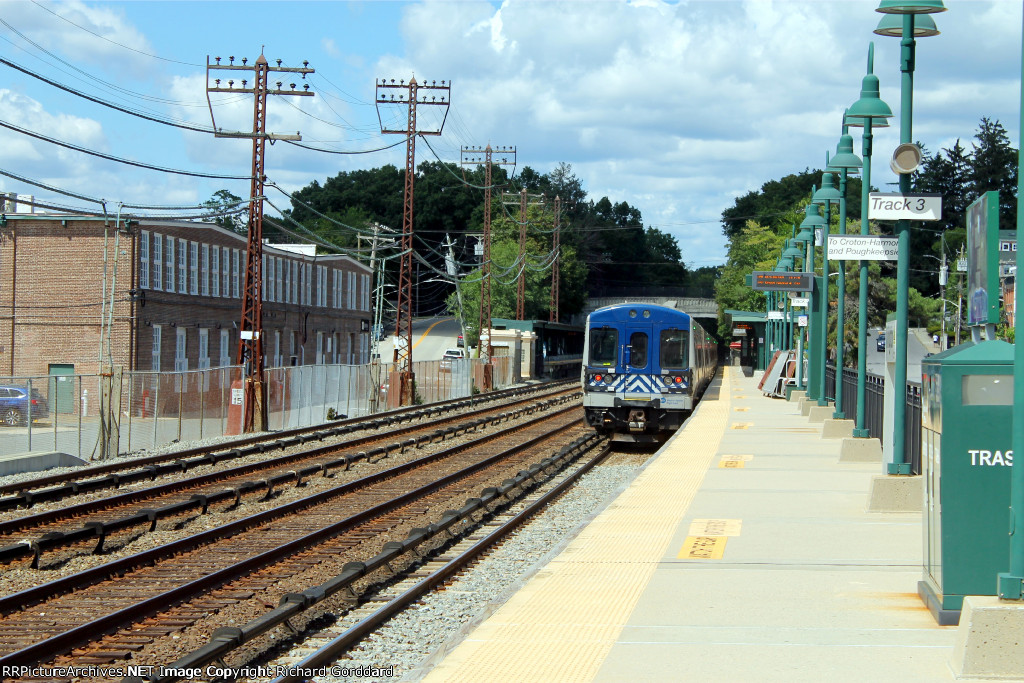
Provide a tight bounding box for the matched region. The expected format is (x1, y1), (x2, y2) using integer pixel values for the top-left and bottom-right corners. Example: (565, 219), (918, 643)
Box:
(838, 436), (883, 463)
(867, 474), (922, 513)
(821, 418), (854, 439)
(951, 596), (1024, 678)
(787, 389), (806, 403)
(799, 398), (817, 416)
(807, 404), (836, 423)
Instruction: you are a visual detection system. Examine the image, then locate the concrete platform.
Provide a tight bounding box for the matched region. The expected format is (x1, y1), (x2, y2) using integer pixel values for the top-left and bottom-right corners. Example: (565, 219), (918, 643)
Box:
(0, 450), (85, 477)
(423, 367), (982, 682)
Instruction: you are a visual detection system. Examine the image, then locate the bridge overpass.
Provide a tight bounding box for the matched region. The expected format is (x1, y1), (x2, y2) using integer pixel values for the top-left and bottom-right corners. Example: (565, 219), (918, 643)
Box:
(576, 296), (718, 323)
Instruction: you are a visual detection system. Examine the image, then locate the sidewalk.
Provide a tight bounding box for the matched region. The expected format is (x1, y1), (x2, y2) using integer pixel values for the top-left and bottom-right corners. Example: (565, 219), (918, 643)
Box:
(423, 366), (975, 682)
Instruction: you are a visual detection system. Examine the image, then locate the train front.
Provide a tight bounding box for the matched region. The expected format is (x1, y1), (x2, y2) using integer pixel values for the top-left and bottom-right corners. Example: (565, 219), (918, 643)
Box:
(582, 305), (696, 442)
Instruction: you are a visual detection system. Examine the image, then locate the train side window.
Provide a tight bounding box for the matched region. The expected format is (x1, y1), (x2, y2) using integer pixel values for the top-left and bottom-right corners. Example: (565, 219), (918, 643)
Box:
(590, 328), (618, 366)
(629, 332), (648, 368)
(660, 329), (689, 368)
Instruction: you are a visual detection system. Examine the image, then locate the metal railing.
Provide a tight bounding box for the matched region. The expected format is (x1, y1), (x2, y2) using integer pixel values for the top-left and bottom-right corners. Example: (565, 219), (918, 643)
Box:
(825, 364), (921, 474)
(0, 357), (518, 461)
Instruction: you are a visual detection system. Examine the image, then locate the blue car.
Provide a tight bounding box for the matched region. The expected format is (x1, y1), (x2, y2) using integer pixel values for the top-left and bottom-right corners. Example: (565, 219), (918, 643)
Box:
(876, 333), (886, 352)
(0, 385), (49, 426)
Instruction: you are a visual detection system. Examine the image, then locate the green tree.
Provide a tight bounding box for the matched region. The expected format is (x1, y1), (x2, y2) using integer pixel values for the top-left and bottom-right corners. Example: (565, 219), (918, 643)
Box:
(202, 190), (247, 234)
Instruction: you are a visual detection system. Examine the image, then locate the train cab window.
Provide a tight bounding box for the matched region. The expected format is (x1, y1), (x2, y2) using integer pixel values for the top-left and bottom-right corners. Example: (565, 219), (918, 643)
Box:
(590, 328), (618, 366)
(660, 329), (689, 369)
(628, 332), (648, 368)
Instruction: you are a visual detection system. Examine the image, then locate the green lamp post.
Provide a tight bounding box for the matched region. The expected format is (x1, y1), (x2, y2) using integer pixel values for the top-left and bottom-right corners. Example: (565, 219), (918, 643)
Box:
(845, 43), (892, 438)
(776, 256), (794, 352)
(998, 1), (1024, 601)
(796, 200), (825, 401)
(826, 116), (863, 420)
(813, 172), (842, 407)
(783, 237), (806, 386)
(874, 0), (945, 475)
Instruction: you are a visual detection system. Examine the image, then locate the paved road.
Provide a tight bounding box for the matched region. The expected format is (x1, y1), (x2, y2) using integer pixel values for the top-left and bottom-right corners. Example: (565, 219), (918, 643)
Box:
(865, 327), (931, 383)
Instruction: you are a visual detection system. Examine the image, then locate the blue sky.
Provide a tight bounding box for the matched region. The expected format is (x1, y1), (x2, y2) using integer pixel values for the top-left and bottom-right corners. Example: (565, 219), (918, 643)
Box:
(0, 0), (1021, 269)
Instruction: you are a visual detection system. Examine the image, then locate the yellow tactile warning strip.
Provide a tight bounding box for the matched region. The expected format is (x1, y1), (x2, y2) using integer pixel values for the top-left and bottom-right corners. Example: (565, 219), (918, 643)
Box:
(422, 367), (733, 683)
(677, 535), (728, 559)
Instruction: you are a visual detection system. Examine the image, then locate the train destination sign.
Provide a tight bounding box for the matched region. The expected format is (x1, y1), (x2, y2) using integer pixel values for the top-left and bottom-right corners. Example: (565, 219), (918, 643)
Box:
(868, 192), (942, 221)
(827, 235), (899, 261)
(750, 271), (814, 292)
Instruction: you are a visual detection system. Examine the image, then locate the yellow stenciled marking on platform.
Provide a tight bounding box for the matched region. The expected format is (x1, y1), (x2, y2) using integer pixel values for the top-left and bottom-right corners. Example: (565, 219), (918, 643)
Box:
(719, 458), (745, 468)
(731, 422), (752, 430)
(721, 454), (753, 461)
(678, 535), (728, 559)
(689, 518), (742, 536)
(734, 406), (749, 412)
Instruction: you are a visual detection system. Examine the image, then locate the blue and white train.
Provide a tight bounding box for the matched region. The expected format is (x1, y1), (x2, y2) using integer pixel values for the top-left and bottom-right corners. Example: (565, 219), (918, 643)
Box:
(582, 303), (718, 441)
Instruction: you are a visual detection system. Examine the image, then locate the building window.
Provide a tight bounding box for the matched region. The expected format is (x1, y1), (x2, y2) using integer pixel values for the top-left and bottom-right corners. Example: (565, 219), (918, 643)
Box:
(198, 328), (210, 370)
(139, 231), (150, 289)
(165, 236), (175, 293)
(232, 249), (241, 298)
(221, 247), (230, 298)
(220, 329), (231, 367)
(276, 257), (283, 302)
(348, 272), (356, 309)
(274, 330), (282, 368)
(263, 254), (270, 302)
(152, 325), (162, 371)
(291, 261), (298, 304)
(152, 232), (162, 291)
(316, 331), (324, 365)
(175, 328), (188, 372)
(201, 244), (210, 296)
(189, 241), (199, 295)
(283, 259), (291, 304)
(361, 274), (370, 311)
(211, 245), (219, 297)
(179, 241), (188, 293)
(301, 263), (309, 305)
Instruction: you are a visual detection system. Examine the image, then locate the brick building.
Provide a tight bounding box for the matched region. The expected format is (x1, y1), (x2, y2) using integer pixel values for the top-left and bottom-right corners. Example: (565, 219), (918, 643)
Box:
(0, 215), (373, 379)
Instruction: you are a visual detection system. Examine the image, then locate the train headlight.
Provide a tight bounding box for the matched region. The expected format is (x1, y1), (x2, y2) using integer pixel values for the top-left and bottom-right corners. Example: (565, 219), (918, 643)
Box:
(594, 373), (603, 383)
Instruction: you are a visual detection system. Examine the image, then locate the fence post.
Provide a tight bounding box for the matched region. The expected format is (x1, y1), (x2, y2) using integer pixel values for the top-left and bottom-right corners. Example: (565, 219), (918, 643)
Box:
(126, 373), (134, 454)
(177, 371), (184, 442)
(153, 376), (160, 449)
(199, 369), (206, 440)
(26, 377), (32, 452)
(77, 376), (83, 459)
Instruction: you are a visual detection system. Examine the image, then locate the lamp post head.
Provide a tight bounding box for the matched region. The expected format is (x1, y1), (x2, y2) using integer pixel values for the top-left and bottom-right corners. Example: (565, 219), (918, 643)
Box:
(783, 240), (804, 261)
(876, 0), (946, 14)
(828, 133), (863, 172)
(812, 173), (841, 205)
(846, 73), (892, 128)
(776, 257), (794, 272)
(796, 203), (825, 245)
(874, 12), (940, 36)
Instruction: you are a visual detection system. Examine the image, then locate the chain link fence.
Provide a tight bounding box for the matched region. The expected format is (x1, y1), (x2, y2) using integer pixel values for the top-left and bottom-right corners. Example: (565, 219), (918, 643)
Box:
(0, 357), (518, 461)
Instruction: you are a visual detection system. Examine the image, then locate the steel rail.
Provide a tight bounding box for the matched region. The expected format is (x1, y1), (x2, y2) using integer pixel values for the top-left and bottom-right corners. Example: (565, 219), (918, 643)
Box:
(0, 381), (572, 497)
(0, 410), (584, 669)
(270, 442), (612, 683)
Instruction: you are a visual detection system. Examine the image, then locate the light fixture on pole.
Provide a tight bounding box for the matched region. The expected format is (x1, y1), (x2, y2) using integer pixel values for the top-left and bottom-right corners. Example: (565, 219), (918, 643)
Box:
(783, 237), (805, 386)
(797, 200), (826, 400)
(826, 115), (863, 420)
(874, 0), (944, 475)
(845, 43), (892, 438)
(812, 172), (842, 408)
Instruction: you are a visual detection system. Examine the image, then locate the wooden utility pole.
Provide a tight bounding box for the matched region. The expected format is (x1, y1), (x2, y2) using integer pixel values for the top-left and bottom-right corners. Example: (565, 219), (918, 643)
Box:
(206, 53), (313, 432)
(460, 145), (515, 371)
(376, 76), (450, 405)
(549, 195), (561, 323)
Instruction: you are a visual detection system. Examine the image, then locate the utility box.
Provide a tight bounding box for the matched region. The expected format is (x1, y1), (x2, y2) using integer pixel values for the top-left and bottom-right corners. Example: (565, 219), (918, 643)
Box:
(919, 340), (1014, 625)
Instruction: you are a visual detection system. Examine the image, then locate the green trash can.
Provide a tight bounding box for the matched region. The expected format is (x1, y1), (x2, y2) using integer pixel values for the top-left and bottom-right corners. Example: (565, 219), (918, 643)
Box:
(919, 340), (1014, 625)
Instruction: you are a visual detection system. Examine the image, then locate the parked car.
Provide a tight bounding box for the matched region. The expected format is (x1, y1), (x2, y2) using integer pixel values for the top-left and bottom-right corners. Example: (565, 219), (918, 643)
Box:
(0, 385), (49, 426)
(440, 347), (466, 369)
(876, 333), (886, 352)
(457, 334), (465, 347)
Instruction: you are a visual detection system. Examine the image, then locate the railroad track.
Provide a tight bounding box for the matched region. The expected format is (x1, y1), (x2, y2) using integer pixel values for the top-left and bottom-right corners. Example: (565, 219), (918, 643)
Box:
(0, 402), (592, 682)
(0, 387), (579, 573)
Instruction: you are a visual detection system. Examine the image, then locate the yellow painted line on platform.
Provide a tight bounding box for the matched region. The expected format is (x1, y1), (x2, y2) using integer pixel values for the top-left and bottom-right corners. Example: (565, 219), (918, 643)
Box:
(678, 535), (728, 559)
(688, 519), (742, 536)
(423, 367), (735, 682)
(411, 317), (453, 351)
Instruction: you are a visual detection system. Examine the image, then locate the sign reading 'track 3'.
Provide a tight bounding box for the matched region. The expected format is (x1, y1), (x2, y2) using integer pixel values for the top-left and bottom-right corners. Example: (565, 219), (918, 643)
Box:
(868, 193), (942, 221)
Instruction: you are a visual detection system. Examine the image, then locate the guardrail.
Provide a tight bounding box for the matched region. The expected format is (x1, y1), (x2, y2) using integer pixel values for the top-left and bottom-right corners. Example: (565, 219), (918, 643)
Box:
(825, 364), (921, 474)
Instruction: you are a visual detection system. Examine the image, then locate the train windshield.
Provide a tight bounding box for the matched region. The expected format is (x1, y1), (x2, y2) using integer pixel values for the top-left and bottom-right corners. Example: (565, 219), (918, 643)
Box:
(628, 332), (648, 368)
(660, 329), (689, 369)
(589, 328), (618, 366)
